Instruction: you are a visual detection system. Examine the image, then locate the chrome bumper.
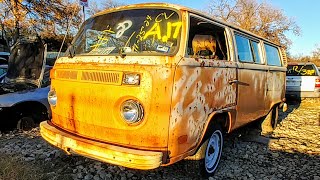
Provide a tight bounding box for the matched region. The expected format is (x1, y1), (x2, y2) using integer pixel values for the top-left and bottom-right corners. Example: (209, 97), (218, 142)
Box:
(40, 121), (163, 170)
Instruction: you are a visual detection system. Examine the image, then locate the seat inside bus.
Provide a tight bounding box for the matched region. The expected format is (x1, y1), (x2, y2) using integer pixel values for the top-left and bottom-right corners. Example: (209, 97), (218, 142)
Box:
(192, 34), (219, 59)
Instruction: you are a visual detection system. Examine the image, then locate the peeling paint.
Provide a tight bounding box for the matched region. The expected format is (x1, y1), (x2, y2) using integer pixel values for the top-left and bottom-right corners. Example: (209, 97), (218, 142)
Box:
(168, 58), (237, 157)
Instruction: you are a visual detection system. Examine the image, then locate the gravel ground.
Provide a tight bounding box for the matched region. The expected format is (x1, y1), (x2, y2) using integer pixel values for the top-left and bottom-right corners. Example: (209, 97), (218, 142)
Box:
(0, 98), (319, 180)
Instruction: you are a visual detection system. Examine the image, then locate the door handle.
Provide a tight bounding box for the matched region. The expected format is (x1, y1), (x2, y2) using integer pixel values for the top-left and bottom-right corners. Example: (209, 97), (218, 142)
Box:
(228, 79), (239, 85)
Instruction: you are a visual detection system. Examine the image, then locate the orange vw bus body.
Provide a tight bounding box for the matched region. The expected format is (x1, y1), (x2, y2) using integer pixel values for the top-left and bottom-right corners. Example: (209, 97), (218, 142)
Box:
(40, 3), (287, 173)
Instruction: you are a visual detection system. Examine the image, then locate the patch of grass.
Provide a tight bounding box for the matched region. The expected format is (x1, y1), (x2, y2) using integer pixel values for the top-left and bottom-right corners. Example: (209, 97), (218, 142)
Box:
(0, 154), (42, 180)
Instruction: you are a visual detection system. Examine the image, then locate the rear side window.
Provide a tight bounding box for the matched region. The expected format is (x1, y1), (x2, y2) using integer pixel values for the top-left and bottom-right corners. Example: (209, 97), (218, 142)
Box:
(265, 44), (281, 66)
(287, 65), (318, 76)
(235, 34), (262, 63)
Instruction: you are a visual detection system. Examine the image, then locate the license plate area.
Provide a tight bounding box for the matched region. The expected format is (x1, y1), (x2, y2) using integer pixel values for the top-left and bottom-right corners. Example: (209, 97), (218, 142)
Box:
(287, 81), (301, 86)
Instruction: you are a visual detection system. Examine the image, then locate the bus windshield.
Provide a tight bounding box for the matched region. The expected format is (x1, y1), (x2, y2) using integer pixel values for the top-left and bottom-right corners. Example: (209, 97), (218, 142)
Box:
(72, 8), (182, 56)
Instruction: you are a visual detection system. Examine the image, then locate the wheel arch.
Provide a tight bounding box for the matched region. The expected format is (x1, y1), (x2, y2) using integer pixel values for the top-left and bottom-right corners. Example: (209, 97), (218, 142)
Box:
(200, 111), (231, 145)
(186, 110), (231, 160)
(10, 100), (50, 124)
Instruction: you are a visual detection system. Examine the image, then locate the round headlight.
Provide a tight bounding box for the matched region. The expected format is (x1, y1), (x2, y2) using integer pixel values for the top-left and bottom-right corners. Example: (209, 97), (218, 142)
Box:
(48, 89), (57, 106)
(120, 100), (144, 124)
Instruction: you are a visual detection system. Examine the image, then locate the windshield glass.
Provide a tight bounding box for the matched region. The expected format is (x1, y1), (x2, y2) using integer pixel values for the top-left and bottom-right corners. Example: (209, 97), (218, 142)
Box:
(287, 65), (318, 76)
(72, 8), (181, 56)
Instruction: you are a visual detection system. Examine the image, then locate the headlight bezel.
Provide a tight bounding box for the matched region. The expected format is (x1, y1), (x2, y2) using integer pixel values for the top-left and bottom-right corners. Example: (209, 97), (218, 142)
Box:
(120, 99), (144, 124)
(48, 89), (57, 106)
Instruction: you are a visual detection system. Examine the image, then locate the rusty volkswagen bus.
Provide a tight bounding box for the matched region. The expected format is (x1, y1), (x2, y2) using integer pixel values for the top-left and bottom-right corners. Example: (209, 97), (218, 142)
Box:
(40, 3), (287, 176)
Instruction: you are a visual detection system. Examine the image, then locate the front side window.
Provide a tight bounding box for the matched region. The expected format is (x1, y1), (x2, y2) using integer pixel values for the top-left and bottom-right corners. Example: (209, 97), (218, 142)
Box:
(265, 44), (281, 66)
(187, 16), (228, 60)
(72, 9), (182, 56)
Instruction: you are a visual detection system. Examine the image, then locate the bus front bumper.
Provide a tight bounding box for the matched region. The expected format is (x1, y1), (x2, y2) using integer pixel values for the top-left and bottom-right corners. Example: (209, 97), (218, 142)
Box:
(40, 121), (163, 170)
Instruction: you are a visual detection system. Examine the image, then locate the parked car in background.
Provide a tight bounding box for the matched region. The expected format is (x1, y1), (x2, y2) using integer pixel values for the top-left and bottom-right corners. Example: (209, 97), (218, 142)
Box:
(0, 52), (9, 64)
(0, 64), (7, 82)
(0, 38), (51, 131)
(286, 62), (320, 98)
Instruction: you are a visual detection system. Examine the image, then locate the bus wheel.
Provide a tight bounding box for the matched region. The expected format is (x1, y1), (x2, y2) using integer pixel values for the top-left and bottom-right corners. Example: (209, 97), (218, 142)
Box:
(201, 125), (223, 177)
(261, 106), (279, 136)
(17, 116), (35, 131)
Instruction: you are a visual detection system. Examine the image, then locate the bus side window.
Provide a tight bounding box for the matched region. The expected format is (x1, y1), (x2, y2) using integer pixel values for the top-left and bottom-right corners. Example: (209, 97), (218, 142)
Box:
(265, 44), (282, 66)
(235, 34), (263, 64)
(187, 16), (228, 60)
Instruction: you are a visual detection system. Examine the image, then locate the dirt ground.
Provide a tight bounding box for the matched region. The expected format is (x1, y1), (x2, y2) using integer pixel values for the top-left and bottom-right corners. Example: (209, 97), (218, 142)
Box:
(0, 98), (319, 180)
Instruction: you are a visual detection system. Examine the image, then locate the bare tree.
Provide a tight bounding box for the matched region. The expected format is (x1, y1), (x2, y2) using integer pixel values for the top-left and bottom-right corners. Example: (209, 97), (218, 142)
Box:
(312, 44), (320, 59)
(0, 0), (82, 46)
(207, 0), (300, 48)
(87, 0), (125, 16)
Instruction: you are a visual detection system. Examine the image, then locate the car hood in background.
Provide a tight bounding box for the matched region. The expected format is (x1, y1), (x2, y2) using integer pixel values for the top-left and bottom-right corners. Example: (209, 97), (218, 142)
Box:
(0, 86), (50, 108)
(5, 39), (46, 87)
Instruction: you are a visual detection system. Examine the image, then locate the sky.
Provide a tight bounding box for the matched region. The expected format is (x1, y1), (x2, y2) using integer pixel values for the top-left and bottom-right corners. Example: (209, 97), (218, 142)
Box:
(91, 0), (320, 57)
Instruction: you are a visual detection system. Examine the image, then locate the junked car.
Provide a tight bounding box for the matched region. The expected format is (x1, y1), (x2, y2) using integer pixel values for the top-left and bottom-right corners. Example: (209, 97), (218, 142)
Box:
(0, 38), (52, 131)
(40, 3), (287, 176)
(286, 62), (320, 98)
(0, 52), (10, 64)
(0, 64), (7, 82)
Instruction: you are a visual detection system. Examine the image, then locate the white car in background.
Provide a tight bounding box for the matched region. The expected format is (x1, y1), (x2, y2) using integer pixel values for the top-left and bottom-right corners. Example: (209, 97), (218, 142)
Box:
(286, 62), (320, 98)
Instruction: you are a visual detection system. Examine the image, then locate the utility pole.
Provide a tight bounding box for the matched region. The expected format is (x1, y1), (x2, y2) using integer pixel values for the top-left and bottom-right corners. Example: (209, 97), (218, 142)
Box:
(83, 5), (85, 22)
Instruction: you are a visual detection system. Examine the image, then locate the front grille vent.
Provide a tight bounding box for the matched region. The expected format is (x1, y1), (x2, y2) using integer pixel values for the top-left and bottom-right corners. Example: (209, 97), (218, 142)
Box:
(56, 70), (78, 80)
(81, 71), (122, 84)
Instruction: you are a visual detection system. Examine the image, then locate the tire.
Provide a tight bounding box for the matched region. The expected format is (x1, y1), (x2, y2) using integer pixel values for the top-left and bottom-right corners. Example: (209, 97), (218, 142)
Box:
(200, 125), (224, 177)
(182, 125), (224, 178)
(261, 106), (279, 136)
(17, 117), (35, 131)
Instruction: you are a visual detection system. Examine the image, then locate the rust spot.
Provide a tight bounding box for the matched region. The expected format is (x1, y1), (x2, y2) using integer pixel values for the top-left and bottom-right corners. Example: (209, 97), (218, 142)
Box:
(200, 61), (205, 67)
(195, 58), (199, 62)
(178, 135), (188, 144)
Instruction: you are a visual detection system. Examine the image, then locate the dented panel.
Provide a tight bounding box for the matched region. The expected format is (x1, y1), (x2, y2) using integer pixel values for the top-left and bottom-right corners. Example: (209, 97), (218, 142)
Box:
(168, 58), (237, 158)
